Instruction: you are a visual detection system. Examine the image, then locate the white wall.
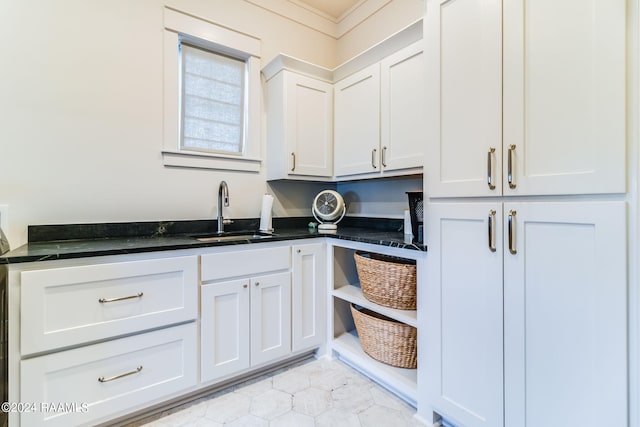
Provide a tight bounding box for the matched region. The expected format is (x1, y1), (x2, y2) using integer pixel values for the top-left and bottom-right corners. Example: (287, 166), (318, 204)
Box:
(0, 0), (422, 248)
(336, 0), (423, 66)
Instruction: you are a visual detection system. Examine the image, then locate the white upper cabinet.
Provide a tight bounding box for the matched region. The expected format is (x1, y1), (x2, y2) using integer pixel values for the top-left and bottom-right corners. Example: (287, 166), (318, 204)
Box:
(380, 42), (426, 172)
(264, 58), (334, 180)
(425, 0), (626, 197)
(334, 41), (425, 178)
(334, 63), (382, 177)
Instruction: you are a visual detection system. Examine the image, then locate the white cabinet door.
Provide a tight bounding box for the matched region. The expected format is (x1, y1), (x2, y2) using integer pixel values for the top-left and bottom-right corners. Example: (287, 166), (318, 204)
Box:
(424, 0), (502, 197)
(503, 0), (626, 195)
(380, 41), (425, 172)
(425, 0), (625, 198)
(292, 243), (326, 353)
(285, 72), (333, 177)
(250, 272), (292, 367)
(334, 63), (381, 177)
(503, 202), (627, 427)
(424, 202), (504, 427)
(201, 279), (250, 383)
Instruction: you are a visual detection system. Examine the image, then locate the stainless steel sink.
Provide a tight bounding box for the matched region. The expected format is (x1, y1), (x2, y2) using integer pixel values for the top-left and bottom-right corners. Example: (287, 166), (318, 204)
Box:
(193, 230), (274, 243)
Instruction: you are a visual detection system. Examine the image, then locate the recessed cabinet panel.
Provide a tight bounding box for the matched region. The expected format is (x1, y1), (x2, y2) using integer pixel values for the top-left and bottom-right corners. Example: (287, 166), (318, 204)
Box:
(425, 202), (504, 427)
(426, 0), (625, 198)
(503, 202), (627, 427)
(287, 75), (333, 177)
(20, 323), (197, 427)
(201, 279), (250, 383)
(425, 0), (502, 197)
(380, 41), (425, 172)
(503, 0), (625, 195)
(21, 256), (198, 355)
(250, 272), (292, 367)
(334, 63), (381, 177)
(292, 243), (326, 352)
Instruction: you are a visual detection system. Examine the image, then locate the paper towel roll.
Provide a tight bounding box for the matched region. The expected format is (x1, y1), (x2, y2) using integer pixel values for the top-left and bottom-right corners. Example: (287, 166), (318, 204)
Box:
(259, 194), (274, 232)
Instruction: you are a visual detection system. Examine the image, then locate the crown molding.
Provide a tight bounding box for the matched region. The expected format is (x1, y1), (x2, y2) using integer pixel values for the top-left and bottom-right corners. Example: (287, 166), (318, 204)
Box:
(244, 0), (393, 39)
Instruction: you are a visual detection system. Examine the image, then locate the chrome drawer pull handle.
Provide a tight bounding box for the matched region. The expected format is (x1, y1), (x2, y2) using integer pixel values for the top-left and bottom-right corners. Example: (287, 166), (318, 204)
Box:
(372, 148), (378, 169)
(508, 210), (517, 254)
(291, 152), (296, 172)
(98, 366), (143, 383)
(487, 147), (496, 190)
(508, 144), (516, 189)
(488, 209), (497, 252)
(99, 292), (143, 304)
(382, 146), (388, 167)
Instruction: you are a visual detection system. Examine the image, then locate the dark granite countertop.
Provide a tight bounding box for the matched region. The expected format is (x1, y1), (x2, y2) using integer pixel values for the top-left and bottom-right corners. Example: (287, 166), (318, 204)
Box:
(0, 217), (426, 264)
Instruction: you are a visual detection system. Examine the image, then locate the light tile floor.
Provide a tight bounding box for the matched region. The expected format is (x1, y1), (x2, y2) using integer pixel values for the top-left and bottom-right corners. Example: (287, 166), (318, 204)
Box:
(130, 357), (422, 427)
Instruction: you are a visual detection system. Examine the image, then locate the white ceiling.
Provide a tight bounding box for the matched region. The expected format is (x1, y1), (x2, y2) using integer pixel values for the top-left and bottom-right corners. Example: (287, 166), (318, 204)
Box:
(292, 0), (364, 21)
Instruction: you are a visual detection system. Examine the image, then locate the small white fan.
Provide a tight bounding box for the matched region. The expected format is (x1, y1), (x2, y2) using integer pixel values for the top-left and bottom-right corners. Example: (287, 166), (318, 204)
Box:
(312, 190), (346, 232)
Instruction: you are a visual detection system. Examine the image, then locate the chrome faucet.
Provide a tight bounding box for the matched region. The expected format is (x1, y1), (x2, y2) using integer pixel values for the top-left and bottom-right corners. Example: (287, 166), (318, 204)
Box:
(217, 180), (232, 233)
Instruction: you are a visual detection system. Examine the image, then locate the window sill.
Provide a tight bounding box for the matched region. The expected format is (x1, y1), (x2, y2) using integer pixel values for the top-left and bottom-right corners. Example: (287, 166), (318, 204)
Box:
(162, 150), (261, 172)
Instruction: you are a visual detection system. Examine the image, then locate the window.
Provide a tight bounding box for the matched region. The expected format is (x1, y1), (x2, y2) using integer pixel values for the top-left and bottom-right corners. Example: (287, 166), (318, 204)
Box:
(163, 7), (261, 172)
(181, 44), (246, 155)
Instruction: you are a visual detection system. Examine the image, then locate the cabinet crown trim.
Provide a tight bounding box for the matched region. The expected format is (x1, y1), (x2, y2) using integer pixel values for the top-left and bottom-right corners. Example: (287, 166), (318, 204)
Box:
(261, 18), (422, 84)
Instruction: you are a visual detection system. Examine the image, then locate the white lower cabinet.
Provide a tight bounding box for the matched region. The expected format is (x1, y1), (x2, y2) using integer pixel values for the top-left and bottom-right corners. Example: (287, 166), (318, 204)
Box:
(292, 243), (326, 353)
(200, 246), (293, 384)
(200, 278), (251, 382)
(424, 201), (627, 427)
(250, 272), (292, 366)
(20, 322), (197, 427)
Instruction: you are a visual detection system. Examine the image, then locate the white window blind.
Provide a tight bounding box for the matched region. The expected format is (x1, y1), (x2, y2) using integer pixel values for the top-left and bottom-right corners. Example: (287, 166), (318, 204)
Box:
(180, 44), (246, 155)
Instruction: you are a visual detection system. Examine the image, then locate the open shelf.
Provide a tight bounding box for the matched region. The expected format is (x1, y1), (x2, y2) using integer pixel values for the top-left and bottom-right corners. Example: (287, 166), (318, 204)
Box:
(332, 330), (417, 406)
(330, 242), (420, 408)
(332, 283), (417, 327)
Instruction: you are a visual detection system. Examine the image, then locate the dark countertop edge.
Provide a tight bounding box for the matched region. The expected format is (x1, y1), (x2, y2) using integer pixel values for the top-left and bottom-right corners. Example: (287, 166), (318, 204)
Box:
(0, 228), (426, 265)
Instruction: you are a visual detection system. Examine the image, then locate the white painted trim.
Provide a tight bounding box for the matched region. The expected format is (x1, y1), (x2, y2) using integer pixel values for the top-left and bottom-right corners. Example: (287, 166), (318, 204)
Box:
(261, 54), (333, 82)
(244, 0), (394, 39)
(261, 19), (423, 84)
(163, 7), (263, 172)
(162, 150), (261, 173)
(164, 7), (261, 57)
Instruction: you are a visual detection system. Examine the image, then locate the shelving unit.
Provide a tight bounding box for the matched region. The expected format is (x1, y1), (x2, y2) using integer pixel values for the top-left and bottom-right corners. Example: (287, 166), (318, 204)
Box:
(329, 242), (422, 407)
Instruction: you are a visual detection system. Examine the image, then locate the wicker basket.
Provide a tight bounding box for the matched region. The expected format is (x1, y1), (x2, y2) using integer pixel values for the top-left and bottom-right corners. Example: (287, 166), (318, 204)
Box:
(350, 304), (417, 369)
(354, 251), (417, 310)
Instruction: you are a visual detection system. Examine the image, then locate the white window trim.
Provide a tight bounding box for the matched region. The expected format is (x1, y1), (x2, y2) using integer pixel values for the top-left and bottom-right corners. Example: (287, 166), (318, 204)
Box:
(163, 7), (262, 172)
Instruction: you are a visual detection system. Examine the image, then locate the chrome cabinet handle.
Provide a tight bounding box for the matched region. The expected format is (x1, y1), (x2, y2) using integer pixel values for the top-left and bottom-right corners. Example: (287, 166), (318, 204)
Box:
(371, 148), (377, 169)
(382, 146), (388, 168)
(508, 144), (516, 189)
(291, 152), (296, 172)
(488, 209), (496, 252)
(508, 210), (517, 254)
(99, 292), (143, 304)
(98, 366), (142, 383)
(487, 147), (496, 190)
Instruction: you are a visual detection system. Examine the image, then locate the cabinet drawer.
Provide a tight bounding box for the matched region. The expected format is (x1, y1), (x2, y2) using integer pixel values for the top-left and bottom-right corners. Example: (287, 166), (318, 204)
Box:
(21, 256), (198, 355)
(20, 322), (197, 427)
(201, 246), (290, 282)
